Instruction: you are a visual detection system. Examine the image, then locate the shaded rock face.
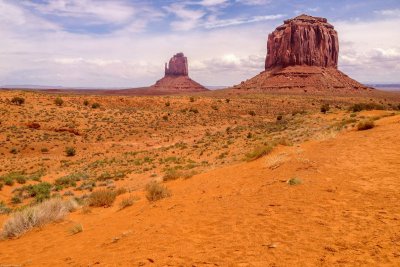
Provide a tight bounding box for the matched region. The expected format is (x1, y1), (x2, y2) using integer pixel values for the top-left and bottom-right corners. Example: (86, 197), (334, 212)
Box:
(265, 14), (339, 70)
(165, 53), (189, 76)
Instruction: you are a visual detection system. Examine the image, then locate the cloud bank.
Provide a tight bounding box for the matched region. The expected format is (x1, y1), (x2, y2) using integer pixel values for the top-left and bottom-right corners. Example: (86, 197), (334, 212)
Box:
(0, 0), (399, 87)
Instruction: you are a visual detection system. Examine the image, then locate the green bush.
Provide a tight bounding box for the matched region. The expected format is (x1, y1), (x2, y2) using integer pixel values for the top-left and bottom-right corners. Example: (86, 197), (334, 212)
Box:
(21, 182), (52, 203)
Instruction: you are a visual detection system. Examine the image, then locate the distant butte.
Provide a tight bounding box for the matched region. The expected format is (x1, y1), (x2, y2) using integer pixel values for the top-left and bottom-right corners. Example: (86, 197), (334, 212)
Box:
(149, 52), (208, 94)
(234, 14), (372, 93)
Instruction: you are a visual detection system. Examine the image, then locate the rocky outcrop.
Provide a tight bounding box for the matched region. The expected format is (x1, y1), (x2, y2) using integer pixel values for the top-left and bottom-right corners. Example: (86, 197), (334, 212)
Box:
(165, 53), (189, 76)
(232, 14), (372, 94)
(265, 14), (339, 70)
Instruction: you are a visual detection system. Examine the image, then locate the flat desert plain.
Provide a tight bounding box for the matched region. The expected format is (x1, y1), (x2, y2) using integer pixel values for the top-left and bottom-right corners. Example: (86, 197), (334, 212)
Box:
(0, 89), (400, 266)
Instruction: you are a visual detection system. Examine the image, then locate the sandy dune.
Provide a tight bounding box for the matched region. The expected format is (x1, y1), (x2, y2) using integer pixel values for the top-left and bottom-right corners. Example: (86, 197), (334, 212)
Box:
(0, 113), (399, 266)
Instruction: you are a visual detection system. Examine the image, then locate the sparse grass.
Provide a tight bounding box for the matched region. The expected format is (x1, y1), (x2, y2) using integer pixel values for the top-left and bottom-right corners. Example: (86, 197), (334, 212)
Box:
(145, 181), (171, 202)
(357, 120), (375, 131)
(349, 103), (385, 112)
(119, 197), (135, 210)
(287, 177), (302, 186)
(1, 198), (78, 239)
(69, 223), (83, 235)
(88, 189), (117, 207)
(245, 144), (274, 161)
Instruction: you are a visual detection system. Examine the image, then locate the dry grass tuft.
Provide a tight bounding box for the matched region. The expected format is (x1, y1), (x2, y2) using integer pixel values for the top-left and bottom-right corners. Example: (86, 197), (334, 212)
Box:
(145, 181), (171, 202)
(357, 120), (375, 131)
(88, 189), (117, 207)
(1, 198), (78, 239)
(245, 144), (274, 161)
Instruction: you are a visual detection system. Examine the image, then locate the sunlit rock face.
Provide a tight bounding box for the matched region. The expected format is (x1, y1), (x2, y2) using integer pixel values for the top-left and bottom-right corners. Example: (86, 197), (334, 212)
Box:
(165, 53), (189, 76)
(265, 14), (339, 70)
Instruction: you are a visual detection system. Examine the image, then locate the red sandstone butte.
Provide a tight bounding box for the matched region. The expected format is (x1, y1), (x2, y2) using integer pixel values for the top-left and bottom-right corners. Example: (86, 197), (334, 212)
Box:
(265, 14), (339, 70)
(148, 52), (207, 94)
(232, 14), (371, 94)
(165, 53), (189, 76)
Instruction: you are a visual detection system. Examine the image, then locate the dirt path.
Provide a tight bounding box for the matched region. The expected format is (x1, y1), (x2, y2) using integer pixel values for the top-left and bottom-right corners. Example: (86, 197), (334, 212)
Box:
(1, 115), (399, 266)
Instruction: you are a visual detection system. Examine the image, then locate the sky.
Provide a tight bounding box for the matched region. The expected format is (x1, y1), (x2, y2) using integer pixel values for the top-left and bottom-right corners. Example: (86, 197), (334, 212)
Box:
(0, 0), (399, 88)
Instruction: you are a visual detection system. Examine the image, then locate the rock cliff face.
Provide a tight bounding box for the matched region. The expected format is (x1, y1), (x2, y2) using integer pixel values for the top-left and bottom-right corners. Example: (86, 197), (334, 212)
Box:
(265, 14), (339, 70)
(233, 14), (371, 94)
(165, 53), (189, 76)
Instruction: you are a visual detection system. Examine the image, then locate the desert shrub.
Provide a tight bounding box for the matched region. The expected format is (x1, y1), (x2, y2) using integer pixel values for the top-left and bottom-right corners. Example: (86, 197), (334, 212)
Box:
(189, 97), (195, 102)
(65, 147), (76, 157)
(83, 99), (89, 106)
(1, 198), (78, 239)
(11, 97), (25, 105)
(23, 182), (52, 203)
(41, 147), (49, 153)
(88, 189), (117, 207)
(248, 110), (256, 116)
(119, 197), (135, 210)
(163, 169), (180, 181)
(55, 173), (88, 189)
(0, 183), (3, 191)
(54, 97), (64, 106)
(245, 144), (274, 161)
(225, 98), (230, 103)
(162, 115), (168, 121)
(3, 176), (14, 186)
(287, 177), (302, 185)
(165, 101), (170, 107)
(69, 223), (83, 235)
(11, 196), (22, 204)
(357, 120), (375, 131)
(350, 103), (385, 112)
(10, 147), (18, 154)
(91, 102), (100, 109)
(320, 104), (330, 114)
(0, 201), (12, 214)
(145, 181), (171, 202)
(276, 115), (283, 121)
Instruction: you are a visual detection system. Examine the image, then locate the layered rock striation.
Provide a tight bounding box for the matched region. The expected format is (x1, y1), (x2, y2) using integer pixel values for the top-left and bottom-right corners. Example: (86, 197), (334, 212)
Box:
(265, 14), (339, 70)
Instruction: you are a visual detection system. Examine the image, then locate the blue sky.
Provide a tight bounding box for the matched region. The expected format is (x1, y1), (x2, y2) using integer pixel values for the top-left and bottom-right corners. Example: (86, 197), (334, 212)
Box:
(0, 0), (399, 87)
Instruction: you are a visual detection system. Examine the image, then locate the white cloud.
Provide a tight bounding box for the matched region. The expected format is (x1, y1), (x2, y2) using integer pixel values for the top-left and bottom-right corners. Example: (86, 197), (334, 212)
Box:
(203, 14), (285, 29)
(22, 0), (137, 25)
(374, 9), (400, 17)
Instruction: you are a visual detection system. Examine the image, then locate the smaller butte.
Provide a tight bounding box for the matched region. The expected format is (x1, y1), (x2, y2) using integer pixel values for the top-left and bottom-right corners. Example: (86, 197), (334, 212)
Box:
(149, 53), (208, 94)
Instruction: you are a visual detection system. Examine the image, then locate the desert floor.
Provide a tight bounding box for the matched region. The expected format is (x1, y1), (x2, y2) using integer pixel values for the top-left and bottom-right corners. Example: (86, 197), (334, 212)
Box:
(0, 90), (399, 266)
